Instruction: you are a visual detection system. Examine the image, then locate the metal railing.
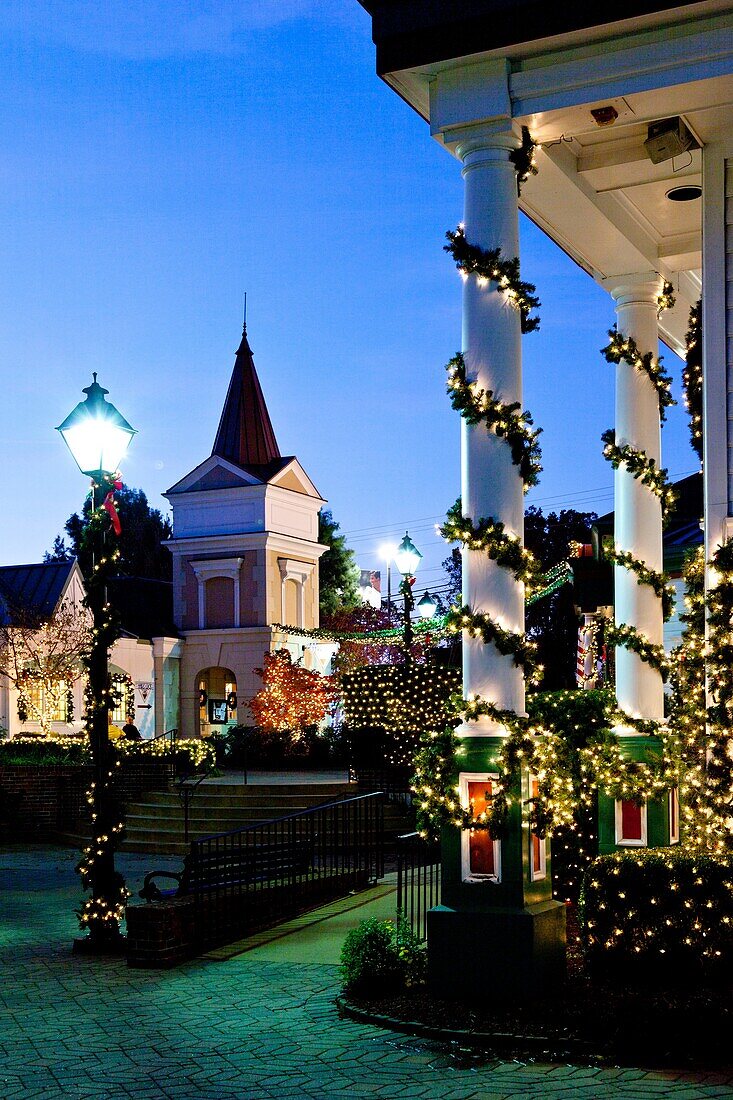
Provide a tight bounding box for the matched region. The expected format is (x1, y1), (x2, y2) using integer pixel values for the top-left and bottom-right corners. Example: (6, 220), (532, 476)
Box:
(396, 831), (441, 943)
(189, 791), (384, 950)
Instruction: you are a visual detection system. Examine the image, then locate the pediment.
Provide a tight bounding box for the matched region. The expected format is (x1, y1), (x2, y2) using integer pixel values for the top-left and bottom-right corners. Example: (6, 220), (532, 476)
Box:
(166, 456), (263, 495)
(268, 458), (325, 501)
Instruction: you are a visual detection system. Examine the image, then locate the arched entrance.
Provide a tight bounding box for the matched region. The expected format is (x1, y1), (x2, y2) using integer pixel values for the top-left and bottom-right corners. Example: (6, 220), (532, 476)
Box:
(197, 667), (237, 738)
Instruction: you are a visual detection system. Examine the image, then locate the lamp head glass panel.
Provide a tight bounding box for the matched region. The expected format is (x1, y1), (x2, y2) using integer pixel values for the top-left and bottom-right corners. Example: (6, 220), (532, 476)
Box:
(394, 532), (422, 577)
(57, 374), (137, 479)
(417, 591), (438, 619)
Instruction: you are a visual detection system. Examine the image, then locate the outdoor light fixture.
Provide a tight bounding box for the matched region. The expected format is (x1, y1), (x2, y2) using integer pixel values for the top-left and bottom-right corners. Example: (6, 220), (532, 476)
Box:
(418, 591), (438, 619)
(666, 185), (702, 202)
(644, 117), (698, 165)
(394, 532), (423, 578)
(57, 373), (137, 479)
(57, 375), (136, 952)
(379, 541), (398, 616)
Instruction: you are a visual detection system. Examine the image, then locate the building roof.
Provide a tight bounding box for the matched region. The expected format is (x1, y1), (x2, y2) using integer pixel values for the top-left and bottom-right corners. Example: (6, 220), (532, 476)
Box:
(107, 576), (177, 640)
(358, 1), (711, 76)
(595, 471), (703, 573)
(211, 326), (281, 469)
(0, 560), (76, 626)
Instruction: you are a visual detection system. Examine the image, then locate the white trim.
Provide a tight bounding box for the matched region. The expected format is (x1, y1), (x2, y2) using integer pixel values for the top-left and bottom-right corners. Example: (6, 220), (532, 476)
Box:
(459, 772), (501, 883)
(165, 454), (263, 494)
(614, 798), (648, 847)
(528, 774), (547, 882)
(278, 558), (315, 629)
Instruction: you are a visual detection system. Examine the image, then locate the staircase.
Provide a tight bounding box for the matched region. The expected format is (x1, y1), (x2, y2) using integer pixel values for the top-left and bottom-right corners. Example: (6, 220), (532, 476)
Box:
(121, 781), (355, 855)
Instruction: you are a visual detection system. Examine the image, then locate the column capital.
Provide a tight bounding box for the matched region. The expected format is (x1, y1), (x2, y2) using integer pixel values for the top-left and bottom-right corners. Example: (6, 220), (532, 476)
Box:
(602, 271), (664, 308)
(455, 123), (520, 177)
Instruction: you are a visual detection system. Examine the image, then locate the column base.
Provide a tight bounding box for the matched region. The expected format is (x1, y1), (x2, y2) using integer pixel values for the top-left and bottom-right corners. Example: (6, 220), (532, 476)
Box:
(427, 901), (566, 1001)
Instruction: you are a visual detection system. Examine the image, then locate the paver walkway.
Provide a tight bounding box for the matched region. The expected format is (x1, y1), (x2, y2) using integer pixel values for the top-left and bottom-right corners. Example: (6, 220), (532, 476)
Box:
(1, 845), (732, 1100)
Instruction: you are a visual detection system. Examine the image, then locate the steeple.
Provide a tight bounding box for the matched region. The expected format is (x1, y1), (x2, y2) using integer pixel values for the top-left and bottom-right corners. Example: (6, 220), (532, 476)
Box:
(212, 325), (281, 469)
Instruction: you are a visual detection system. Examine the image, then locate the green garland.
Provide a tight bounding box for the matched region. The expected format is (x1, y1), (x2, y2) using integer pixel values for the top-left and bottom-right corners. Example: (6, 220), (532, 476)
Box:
(509, 125), (539, 195)
(605, 547), (675, 621)
(444, 226), (541, 333)
(440, 500), (540, 586)
(601, 430), (677, 521)
(683, 300), (703, 464)
(445, 604), (540, 681)
(604, 621), (669, 680)
(446, 352), (542, 489)
(703, 539), (733, 854)
(657, 280), (676, 315)
(601, 328), (675, 421)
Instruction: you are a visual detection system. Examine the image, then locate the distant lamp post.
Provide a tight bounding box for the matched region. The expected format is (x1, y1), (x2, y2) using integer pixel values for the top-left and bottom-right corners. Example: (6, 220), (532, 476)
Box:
(417, 591), (438, 620)
(378, 541), (398, 618)
(57, 374), (136, 951)
(394, 532), (422, 659)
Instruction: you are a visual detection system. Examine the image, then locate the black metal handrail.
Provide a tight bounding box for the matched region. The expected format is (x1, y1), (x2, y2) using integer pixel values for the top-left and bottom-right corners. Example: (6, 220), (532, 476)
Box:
(189, 791), (384, 950)
(396, 831), (440, 943)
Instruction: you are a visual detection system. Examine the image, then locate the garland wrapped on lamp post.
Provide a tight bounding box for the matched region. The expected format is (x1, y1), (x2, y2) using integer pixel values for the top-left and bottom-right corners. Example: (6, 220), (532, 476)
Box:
(57, 375), (136, 950)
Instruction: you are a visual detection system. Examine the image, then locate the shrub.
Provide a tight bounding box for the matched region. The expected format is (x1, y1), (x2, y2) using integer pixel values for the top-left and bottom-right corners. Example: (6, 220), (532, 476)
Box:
(0, 736), (90, 766)
(579, 848), (733, 980)
(339, 915), (426, 996)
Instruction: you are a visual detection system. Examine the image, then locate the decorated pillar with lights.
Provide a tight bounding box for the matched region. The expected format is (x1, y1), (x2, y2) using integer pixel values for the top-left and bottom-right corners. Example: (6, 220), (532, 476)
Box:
(605, 274), (666, 721)
(596, 274), (678, 853)
(426, 103), (565, 1000)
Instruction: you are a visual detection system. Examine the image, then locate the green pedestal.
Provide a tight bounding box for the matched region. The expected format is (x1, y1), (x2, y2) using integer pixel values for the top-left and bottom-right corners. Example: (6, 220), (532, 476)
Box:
(597, 735), (675, 854)
(428, 900), (566, 1000)
(427, 736), (567, 1002)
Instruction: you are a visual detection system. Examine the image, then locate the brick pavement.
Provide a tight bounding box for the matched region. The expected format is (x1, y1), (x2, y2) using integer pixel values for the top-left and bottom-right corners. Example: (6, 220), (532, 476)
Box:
(1, 846), (732, 1100)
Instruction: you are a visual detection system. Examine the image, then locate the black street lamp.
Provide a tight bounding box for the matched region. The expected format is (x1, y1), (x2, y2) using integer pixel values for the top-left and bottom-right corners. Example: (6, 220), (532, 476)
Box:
(393, 532), (422, 660)
(57, 374), (136, 950)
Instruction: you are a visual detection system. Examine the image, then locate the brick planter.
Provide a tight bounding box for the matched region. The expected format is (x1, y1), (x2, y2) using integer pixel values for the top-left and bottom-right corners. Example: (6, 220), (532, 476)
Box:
(126, 898), (195, 968)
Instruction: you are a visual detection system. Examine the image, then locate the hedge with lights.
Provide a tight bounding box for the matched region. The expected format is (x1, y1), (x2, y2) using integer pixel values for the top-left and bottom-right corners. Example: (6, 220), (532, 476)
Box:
(579, 848), (733, 976)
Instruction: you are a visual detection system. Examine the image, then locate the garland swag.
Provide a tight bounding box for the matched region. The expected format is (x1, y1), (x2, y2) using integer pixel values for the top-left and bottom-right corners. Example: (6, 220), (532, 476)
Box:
(683, 300), (703, 464)
(444, 226), (541, 333)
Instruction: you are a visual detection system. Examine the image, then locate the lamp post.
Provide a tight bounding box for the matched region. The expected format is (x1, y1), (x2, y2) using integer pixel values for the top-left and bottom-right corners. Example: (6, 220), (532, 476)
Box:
(378, 542), (397, 619)
(417, 591), (438, 621)
(57, 374), (136, 950)
(394, 532), (422, 660)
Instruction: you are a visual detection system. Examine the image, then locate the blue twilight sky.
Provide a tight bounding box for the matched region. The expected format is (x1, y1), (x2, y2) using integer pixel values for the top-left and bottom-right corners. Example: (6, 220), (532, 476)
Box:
(0, 1), (699, 594)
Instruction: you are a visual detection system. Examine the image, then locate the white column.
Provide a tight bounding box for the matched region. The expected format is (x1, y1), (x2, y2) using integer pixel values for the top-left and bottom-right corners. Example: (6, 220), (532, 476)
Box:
(606, 274), (665, 722)
(457, 123), (525, 729)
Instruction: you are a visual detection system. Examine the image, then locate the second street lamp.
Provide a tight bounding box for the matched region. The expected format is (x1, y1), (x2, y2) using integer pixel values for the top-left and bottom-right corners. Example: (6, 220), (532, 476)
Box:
(57, 374), (136, 950)
(394, 532), (422, 660)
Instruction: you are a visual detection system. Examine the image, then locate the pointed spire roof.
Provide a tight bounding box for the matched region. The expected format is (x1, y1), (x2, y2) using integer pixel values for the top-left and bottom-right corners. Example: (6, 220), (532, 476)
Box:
(211, 326), (281, 469)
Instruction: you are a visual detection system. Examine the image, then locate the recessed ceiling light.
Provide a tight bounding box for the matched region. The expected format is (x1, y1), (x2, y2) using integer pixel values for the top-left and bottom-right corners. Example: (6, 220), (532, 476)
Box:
(666, 185), (702, 202)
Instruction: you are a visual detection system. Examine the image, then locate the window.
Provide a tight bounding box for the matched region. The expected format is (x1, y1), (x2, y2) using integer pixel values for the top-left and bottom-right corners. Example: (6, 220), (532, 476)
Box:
(24, 680), (70, 723)
(459, 773), (501, 883)
(669, 787), (680, 844)
(614, 798), (647, 847)
(529, 776), (547, 881)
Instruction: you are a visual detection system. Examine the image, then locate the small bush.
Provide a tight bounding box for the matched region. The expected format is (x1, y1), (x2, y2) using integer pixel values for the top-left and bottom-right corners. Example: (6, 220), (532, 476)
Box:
(339, 916), (426, 997)
(579, 848), (733, 980)
(0, 737), (90, 766)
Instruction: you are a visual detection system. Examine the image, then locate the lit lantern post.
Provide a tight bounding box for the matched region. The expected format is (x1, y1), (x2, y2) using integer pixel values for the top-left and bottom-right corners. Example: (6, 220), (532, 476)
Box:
(417, 591), (438, 621)
(57, 374), (136, 950)
(394, 532), (422, 661)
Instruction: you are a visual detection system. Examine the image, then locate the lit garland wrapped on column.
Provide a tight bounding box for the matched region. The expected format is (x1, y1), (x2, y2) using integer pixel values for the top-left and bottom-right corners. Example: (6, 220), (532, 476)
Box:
(76, 474), (128, 944)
